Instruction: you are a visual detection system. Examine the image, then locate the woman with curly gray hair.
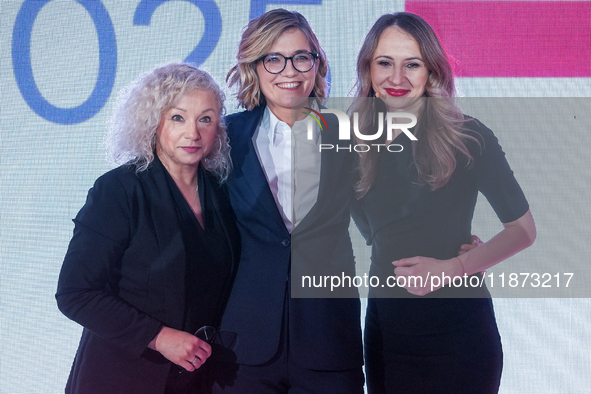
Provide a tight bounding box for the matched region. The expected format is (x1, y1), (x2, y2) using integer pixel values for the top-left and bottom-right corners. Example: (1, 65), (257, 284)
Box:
(107, 62), (231, 180)
(56, 62), (240, 394)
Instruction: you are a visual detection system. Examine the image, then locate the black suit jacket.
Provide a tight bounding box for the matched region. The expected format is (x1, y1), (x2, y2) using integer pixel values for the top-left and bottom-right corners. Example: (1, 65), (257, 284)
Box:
(56, 158), (240, 394)
(221, 105), (363, 370)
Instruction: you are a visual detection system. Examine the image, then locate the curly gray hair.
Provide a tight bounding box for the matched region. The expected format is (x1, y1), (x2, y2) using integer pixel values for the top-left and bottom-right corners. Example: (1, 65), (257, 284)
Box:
(107, 62), (231, 182)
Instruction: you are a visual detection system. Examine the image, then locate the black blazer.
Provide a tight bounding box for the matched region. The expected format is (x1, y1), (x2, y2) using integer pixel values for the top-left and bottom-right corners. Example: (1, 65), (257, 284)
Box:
(56, 157), (240, 394)
(221, 105), (363, 370)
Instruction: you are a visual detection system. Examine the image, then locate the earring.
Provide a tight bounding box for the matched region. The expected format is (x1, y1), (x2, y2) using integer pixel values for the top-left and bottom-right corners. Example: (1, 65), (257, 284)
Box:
(375, 92), (380, 98)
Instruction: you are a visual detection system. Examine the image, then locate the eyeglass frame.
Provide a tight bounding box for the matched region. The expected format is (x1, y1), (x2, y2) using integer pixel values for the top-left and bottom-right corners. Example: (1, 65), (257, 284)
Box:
(257, 51), (319, 74)
(195, 325), (218, 344)
(175, 326), (218, 374)
(174, 326), (238, 374)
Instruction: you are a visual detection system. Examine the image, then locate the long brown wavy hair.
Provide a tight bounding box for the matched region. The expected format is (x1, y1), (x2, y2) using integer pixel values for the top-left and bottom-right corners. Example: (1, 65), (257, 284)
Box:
(352, 12), (477, 197)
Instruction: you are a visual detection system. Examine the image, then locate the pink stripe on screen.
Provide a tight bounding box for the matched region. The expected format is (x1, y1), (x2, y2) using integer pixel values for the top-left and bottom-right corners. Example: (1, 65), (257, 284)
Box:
(405, 1), (591, 77)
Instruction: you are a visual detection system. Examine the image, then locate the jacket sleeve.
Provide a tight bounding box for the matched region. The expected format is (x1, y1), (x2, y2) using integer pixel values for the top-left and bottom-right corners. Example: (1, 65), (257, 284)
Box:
(56, 170), (163, 358)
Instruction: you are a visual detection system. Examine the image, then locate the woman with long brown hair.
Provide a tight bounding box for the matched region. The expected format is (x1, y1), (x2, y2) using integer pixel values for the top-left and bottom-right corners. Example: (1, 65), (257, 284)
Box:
(351, 12), (536, 393)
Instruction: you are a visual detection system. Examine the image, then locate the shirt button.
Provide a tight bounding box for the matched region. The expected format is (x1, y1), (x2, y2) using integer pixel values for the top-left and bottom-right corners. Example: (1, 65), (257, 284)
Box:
(282, 239), (291, 247)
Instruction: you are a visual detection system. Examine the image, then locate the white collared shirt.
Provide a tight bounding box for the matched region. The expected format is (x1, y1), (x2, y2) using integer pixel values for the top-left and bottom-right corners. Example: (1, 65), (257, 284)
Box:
(252, 105), (322, 233)
(292, 107), (321, 228)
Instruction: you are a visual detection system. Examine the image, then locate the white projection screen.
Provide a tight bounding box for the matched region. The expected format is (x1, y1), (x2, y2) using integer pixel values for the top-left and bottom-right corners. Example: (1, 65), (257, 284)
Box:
(1, 1), (590, 392)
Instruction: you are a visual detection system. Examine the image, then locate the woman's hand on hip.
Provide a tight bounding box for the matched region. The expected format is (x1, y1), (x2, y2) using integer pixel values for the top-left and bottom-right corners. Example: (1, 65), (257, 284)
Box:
(393, 256), (463, 296)
(457, 235), (483, 255)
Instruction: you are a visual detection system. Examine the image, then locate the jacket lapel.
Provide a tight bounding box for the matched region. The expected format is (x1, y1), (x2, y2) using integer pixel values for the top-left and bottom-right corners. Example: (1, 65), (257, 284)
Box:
(142, 157), (187, 329)
(294, 112), (348, 233)
(228, 106), (289, 232)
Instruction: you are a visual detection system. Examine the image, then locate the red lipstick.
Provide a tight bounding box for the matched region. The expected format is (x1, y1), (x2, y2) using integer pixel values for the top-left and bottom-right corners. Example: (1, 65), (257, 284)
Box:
(385, 88), (410, 97)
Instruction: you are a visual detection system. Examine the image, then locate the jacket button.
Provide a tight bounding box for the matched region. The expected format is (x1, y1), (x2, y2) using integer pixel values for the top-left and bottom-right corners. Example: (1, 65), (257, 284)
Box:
(282, 239), (291, 247)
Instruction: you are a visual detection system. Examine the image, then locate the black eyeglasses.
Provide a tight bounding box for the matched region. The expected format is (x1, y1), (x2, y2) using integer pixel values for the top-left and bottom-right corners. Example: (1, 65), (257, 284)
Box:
(258, 52), (319, 74)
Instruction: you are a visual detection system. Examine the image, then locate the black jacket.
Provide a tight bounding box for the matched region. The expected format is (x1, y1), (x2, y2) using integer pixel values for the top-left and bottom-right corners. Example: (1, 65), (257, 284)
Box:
(56, 157), (240, 393)
(220, 105), (363, 370)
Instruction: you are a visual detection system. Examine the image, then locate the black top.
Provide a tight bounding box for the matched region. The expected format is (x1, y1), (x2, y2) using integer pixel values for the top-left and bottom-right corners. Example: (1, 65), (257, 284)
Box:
(164, 166), (233, 333)
(352, 117), (529, 298)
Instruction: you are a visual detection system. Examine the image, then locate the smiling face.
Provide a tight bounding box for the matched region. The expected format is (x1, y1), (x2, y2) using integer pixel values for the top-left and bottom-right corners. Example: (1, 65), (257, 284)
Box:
(370, 26), (429, 112)
(156, 89), (219, 178)
(256, 28), (318, 123)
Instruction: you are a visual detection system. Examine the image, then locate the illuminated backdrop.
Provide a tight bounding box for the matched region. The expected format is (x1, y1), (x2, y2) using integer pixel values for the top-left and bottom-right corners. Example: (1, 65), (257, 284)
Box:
(1, 1), (590, 392)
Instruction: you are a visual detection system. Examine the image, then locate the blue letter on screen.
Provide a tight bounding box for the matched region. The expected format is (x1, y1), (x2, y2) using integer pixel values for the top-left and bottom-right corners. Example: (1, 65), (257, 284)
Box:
(12, 0), (117, 124)
(134, 0), (222, 66)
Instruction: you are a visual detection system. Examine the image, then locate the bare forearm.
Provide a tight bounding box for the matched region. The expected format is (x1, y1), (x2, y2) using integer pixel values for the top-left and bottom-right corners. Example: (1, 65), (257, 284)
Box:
(457, 210), (536, 275)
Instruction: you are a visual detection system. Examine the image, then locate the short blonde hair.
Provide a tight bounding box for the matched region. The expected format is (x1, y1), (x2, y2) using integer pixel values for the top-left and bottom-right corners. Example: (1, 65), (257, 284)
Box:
(107, 62), (231, 182)
(227, 9), (328, 110)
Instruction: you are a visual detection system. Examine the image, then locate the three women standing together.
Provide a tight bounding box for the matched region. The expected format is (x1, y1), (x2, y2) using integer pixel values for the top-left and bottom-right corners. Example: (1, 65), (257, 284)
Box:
(57, 9), (535, 394)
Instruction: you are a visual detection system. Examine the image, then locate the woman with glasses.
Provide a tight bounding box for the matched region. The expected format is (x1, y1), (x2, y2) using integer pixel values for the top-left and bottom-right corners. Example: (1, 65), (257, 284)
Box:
(212, 8), (364, 394)
(56, 63), (240, 394)
(350, 13), (536, 393)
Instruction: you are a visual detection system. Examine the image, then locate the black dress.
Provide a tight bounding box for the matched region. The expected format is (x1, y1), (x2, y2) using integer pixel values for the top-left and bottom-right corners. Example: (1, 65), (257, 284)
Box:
(351, 118), (529, 394)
